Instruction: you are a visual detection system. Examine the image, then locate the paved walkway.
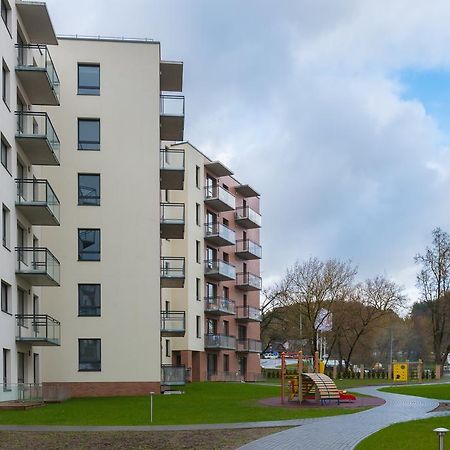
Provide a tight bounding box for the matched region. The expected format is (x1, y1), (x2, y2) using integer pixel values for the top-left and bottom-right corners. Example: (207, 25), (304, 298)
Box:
(239, 386), (449, 450)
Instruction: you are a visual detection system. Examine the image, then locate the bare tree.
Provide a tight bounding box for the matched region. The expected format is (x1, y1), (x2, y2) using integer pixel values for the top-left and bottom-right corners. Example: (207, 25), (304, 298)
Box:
(415, 227), (450, 367)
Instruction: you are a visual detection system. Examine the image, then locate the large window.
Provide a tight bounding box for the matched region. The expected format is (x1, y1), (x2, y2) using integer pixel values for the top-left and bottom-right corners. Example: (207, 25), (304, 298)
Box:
(1, 135), (9, 171)
(78, 284), (101, 316)
(78, 64), (100, 95)
(1, 281), (9, 313)
(2, 60), (9, 108)
(78, 174), (100, 206)
(78, 339), (101, 371)
(78, 119), (100, 150)
(2, 204), (9, 249)
(78, 228), (101, 261)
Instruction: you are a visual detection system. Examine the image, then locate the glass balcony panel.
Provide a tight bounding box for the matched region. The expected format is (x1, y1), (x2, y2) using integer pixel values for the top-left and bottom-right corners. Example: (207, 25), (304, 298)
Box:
(204, 259), (236, 281)
(204, 186), (235, 211)
(235, 206), (261, 228)
(236, 239), (262, 259)
(204, 334), (236, 350)
(160, 311), (185, 336)
(204, 222), (236, 246)
(160, 257), (185, 287)
(161, 365), (186, 386)
(15, 247), (60, 286)
(160, 95), (185, 116)
(15, 314), (60, 346)
(204, 297), (236, 315)
(236, 272), (262, 291)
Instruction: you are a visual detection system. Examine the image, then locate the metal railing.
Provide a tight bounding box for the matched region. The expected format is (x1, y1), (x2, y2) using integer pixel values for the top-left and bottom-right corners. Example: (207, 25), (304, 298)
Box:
(160, 148), (185, 171)
(235, 206), (261, 227)
(161, 365), (186, 386)
(236, 239), (262, 258)
(204, 259), (236, 280)
(204, 297), (236, 315)
(16, 178), (60, 222)
(160, 311), (185, 334)
(237, 305), (262, 321)
(204, 222), (236, 244)
(236, 272), (262, 290)
(204, 334), (236, 350)
(160, 257), (185, 278)
(204, 185), (236, 210)
(0, 383), (43, 403)
(15, 247), (60, 284)
(15, 112), (60, 162)
(16, 314), (61, 345)
(160, 203), (185, 224)
(160, 95), (185, 117)
(16, 44), (60, 100)
(237, 338), (263, 353)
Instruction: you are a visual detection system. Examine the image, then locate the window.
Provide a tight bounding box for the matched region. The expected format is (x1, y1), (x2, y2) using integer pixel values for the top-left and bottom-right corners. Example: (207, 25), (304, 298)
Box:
(196, 315), (201, 338)
(78, 119), (100, 150)
(196, 240), (200, 263)
(165, 339), (170, 357)
(78, 64), (100, 95)
(196, 203), (200, 226)
(78, 339), (101, 371)
(1, 0), (9, 32)
(3, 348), (10, 387)
(78, 284), (101, 316)
(223, 320), (229, 336)
(1, 135), (9, 172)
(17, 289), (25, 321)
(78, 229), (101, 261)
(2, 60), (9, 108)
(224, 354), (229, 373)
(223, 252), (229, 263)
(78, 174), (100, 206)
(195, 165), (200, 188)
(2, 204), (9, 249)
(1, 281), (9, 313)
(196, 278), (200, 301)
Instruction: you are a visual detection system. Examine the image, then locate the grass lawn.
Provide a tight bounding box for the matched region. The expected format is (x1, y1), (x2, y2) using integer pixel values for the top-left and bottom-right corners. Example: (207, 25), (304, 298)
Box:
(0, 382), (368, 426)
(356, 416), (450, 450)
(380, 383), (450, 400)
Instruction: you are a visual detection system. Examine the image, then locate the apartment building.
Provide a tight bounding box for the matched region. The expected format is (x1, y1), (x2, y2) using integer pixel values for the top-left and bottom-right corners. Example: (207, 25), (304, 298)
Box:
(0, 0), (61, 400)
(1, 1), (261, 400)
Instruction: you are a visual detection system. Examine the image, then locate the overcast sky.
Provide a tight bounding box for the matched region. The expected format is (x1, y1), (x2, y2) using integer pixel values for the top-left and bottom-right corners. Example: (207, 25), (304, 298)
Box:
(45, 0), (450, 302)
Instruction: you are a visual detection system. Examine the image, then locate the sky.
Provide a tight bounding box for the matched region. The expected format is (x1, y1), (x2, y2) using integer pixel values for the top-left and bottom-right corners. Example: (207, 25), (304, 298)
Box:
(45, 0), (450, 302)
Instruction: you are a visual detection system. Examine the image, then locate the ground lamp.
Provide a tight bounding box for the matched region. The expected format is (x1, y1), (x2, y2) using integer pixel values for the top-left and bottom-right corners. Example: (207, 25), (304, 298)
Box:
(433, 427), (449, 450)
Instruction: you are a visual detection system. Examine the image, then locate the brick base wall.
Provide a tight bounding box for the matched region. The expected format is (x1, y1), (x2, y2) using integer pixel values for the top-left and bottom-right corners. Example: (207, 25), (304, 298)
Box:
(43, 381), (161, 399)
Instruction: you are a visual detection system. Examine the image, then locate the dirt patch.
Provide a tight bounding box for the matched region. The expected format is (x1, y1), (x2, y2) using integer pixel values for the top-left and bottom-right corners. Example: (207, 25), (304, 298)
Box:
(259, 396), (385, 409)
(432, 402), (450, 412)
(0, 428), (291, 450)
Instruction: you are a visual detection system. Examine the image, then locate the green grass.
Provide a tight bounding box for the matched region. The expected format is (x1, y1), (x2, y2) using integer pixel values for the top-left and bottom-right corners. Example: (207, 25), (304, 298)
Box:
(356, 416), (450, 450)
(380, 383), (450, 400)
(0, 382), (368, 426)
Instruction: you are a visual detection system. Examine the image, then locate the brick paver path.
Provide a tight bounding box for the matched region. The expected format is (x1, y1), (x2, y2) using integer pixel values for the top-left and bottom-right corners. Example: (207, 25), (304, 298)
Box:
(239, 385), (447, 450)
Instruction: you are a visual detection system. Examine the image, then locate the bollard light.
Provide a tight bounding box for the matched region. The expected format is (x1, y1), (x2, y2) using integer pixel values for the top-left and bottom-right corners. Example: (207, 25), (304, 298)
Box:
(433, 427), (449, 450)
(149, 392), (155, 423)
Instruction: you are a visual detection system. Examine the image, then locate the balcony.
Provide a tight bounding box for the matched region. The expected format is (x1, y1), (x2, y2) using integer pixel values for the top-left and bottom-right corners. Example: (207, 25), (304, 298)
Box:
(15, 1), (57, 45)
(16, 247), (60, 286)
(160, 203), (185, 239)
(15, 45), (60, 105)
(160, 95), (184, 141)
(161, 365), (186, 386)
(204, 186), (235, 212)
(204, 334), (236, 350)
(204, 222), (236, 247)
(235, 206), (261, 229)
(15, 112), (60, 165)
(204, 259), (236, 282)
(161, 311), (186, 337)
(15, 179), (60, 226)
(15, 314), (60, 346)
(160, 61), (183, 92)
(236, 272), (262, 291)
(160, 149), (185, 190)
(236, 306), (262, 322)
(237, 338), (263, 353)
(235, 239), (262, 260)
(204, 297), (236, 316)
(160, 257), (185, 288)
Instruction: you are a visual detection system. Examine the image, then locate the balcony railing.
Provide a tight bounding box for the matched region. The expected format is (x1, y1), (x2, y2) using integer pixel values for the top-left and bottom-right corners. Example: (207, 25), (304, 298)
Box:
(15, 44), (60, 105)
(204, 222), (236, 247)
(237, 338), (263, 353)
(204, 186), (235, 212)
(204, 334), (236, 350)
(235, 206), (261, 229)
(160, 95), (185, 141)
(160, 149), (185, 190)
(161, 311), (186, 337)
(161, 364), (186, 386)
(15, 314), (60, 346)
(236, 272), (262, 291)
(160, 257), (185, 288)
(15, 179), (60, 226)
(204, 297), (236, 315)
(237, 306), (262, 322)
(160, 203), (185, 239)
(235, 239), (262, 260)
(204, 259), (236, 281)
(0, 383), (43, 403)
(15, 112), (60, 165)
(15, 247), (60, 286)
